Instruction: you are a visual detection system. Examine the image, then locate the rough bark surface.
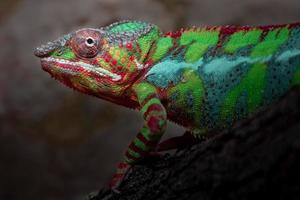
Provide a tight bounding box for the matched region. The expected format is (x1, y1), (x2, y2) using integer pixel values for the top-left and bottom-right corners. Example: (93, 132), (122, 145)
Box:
(92, 87), (300, 200)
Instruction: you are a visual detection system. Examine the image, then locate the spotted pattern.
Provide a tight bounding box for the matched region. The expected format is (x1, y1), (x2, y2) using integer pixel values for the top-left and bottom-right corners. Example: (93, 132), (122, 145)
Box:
(146, 23), (300, 133)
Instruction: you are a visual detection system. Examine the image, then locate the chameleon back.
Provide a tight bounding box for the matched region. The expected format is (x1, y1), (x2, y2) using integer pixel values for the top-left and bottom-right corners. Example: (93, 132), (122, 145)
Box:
(145, 22), (300, 134)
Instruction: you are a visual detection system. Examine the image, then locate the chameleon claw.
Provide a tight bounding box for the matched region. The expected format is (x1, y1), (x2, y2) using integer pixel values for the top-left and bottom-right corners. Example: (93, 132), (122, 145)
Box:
(88, 186), (113, 200)
(111, 188), (121, 194)
(86, 191), (100, 200)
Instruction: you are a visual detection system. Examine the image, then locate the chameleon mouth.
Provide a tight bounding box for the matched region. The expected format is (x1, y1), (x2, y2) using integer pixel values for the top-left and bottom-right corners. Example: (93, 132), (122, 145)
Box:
(41, 57), (121, 81)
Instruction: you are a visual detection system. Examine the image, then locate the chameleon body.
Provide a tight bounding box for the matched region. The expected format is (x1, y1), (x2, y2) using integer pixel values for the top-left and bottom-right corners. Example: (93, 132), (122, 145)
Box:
(34, 20), (300, 188)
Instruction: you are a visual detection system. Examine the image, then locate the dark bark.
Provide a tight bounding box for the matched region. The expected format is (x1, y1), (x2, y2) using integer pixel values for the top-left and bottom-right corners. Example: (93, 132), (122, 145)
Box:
(91, 86), (300, 200)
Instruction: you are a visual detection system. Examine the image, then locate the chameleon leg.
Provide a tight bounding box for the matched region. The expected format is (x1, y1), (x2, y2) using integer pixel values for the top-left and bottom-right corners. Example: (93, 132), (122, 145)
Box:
(109, 82), (167, 189)
(156, 131), (200, 152)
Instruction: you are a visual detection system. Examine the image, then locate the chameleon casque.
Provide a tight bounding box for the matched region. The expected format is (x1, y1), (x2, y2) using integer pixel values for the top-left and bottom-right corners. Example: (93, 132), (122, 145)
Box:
(34, 20), (300, 189)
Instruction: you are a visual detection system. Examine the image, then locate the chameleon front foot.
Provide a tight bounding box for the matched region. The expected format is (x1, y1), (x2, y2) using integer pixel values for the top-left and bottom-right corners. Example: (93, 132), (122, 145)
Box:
(85, 162), (131, 200)
(109, 162), (132, 192)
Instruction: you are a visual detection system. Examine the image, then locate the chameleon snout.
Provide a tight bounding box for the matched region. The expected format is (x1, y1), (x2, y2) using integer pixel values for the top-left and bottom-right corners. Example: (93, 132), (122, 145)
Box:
(34, 33), (73, 57)
(34, 41), (58, 57)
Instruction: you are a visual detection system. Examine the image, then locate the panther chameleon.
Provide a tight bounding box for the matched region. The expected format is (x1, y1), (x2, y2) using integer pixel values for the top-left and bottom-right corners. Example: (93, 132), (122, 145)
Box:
(34, 20), (300, 189)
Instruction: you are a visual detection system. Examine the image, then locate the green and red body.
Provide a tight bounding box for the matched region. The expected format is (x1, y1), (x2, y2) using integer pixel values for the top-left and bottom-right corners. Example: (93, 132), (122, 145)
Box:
(34, 20), (300, 188)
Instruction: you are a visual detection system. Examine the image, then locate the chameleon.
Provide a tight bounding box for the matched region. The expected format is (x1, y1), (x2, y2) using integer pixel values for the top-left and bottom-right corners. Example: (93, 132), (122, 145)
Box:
(34, 20), (300, 189)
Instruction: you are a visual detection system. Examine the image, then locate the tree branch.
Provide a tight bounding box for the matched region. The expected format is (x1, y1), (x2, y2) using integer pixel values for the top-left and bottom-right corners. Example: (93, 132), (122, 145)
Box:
(92, 86), (300, 200)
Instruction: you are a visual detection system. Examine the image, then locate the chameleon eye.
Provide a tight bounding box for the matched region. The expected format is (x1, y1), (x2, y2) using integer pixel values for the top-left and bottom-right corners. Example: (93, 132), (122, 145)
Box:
(85, 37), (95, 47)
(71, 29), (102, 58)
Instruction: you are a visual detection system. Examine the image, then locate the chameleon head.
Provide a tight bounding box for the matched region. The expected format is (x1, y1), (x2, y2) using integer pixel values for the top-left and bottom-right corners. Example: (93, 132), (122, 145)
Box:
(34, 21), (160, 99)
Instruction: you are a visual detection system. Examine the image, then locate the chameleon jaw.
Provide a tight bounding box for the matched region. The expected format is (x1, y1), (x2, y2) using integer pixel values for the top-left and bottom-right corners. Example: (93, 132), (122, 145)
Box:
(41, 57), (122, 81)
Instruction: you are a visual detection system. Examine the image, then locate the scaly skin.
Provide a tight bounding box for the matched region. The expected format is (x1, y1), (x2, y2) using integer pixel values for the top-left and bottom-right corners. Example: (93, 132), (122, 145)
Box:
(34, 20), (300, 189)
